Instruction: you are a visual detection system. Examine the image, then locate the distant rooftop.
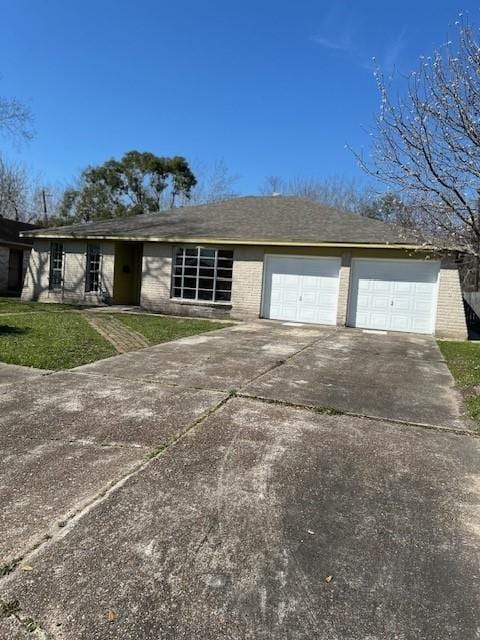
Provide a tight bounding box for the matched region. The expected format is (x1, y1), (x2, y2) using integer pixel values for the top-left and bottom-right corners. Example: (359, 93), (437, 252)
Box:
(0, 217), (40, 246)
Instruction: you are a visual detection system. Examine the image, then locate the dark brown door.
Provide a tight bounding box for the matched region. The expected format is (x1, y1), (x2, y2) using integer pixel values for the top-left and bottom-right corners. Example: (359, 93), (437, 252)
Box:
(8, 249), (23, 292)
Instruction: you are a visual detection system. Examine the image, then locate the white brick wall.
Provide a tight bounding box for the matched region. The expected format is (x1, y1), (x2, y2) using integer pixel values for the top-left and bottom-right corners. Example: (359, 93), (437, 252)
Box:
(140, 242), (172, 309)
(21, 240), (468, 338)
(231, 246), (265, 318)
(22, 239), (115, 304)
(336, 252), (351, 326)
(435, 257), (468, 339)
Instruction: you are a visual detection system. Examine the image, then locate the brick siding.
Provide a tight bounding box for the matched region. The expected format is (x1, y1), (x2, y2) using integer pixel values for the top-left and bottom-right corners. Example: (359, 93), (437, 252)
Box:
(22, 240), (468, 338)
(435, 257), (468, 339)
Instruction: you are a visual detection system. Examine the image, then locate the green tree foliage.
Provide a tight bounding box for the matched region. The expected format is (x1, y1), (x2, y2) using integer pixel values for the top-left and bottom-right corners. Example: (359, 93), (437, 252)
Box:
(358, 192), (417, 228)
(56, 151), (196, 224)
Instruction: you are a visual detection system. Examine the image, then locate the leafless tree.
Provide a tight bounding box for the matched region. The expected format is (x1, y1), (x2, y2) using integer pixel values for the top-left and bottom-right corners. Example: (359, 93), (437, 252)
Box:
(0, 95), (33, 143)
(259, 174), (376, 214)
(351, 16), (480, 287)
(0, 155), (28, 220)
(176, 159), (238, 207)
(260, 175), (286, 197)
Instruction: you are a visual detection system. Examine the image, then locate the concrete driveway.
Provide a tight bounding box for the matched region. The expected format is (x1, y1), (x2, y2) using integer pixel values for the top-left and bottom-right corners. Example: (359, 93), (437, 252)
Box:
(0, 322), (478, 639)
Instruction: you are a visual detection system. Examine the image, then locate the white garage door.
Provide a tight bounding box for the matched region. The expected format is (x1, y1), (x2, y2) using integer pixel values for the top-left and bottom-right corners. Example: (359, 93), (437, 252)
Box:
(263, 255), (341, 325)
(348, 259), (440, 334)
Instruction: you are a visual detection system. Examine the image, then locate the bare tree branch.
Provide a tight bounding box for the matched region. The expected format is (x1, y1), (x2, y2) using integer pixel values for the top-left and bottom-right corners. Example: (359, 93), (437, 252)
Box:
(0, 96), (33, 143)
(350, 14), (480, 283)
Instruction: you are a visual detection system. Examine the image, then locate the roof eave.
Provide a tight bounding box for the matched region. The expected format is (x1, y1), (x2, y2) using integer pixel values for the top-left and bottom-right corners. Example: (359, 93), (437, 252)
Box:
(0, 238), (34, 248)
(23, 232), (429, 250)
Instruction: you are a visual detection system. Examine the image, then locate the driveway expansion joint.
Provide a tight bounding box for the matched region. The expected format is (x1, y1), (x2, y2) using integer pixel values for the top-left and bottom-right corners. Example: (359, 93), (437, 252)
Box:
(235, 391), (479, 438)
(0, 393), (231, 585)
(0, 596), (48, 638)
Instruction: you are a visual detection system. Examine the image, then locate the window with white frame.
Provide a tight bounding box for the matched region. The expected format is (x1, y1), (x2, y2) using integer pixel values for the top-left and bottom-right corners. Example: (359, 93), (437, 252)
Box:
(172, 247), (233, 302)
(49, 242), (63, 291)
(85, 244), (101, 293)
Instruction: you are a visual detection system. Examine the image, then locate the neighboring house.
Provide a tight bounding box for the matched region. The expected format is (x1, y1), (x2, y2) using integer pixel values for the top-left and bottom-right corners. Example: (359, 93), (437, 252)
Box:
(0, 218), (39, 296)
(21, 196), (467, 338)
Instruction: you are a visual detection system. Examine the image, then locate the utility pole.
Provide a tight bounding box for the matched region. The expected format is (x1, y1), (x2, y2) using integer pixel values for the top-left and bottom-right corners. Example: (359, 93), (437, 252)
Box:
(42, 189), (48, 216)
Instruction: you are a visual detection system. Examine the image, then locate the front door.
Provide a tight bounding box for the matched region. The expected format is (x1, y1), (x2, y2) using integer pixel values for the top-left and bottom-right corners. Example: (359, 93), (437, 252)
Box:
(7, 249), (23, 292)
(112, 242), (143, 305)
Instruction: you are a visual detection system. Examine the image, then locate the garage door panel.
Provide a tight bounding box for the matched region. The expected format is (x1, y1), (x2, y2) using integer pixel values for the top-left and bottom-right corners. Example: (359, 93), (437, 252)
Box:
(390, 314), (411, 331)
(348, 260), (439, 335)
(414, 300), (433, 313)
(370, 312), (389, 329)
(393, 298), (412, 312)
(415, 282), (435, 294)
(264, 256), (341, 326)
(394, 281), (414, 293)
(373, 280), (391, 293)
(284, 289), (299, 303)
(371, 296), (390, 310)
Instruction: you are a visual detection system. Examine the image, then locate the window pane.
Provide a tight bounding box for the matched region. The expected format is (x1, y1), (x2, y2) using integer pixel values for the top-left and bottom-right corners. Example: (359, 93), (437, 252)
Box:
(216, 280), (232, 291)
(171, 246), (234, 303)
(49, 242), (63, 290)
(86, 244), (101, 292)
(199, 278), (214, 290)
(183, 277), (197, 289)
(217, 258), (233, 269)
(215, 290), (231, 302)
(218, 250), (233, 259)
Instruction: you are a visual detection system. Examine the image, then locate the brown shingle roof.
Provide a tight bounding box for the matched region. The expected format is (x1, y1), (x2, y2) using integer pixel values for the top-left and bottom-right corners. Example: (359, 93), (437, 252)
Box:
(22, 196), (418, 246)
(0, 218), (39, 246)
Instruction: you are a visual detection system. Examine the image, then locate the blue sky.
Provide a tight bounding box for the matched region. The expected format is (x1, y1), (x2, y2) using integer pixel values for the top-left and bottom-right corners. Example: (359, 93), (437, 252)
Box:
(0, 1), (476, 194)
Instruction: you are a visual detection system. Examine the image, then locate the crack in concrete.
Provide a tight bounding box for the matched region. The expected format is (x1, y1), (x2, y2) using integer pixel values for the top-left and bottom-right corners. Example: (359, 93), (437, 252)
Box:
(0, 596), (47, 638)
(67, 369), (227, 393)
(237, 331), (335, 392)
(235, 391), (480, 438)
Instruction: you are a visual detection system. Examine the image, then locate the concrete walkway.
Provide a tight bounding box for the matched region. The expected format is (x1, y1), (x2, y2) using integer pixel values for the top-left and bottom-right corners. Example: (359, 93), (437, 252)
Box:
(0, 322), (478, 639)
(0, 363), (48, 387)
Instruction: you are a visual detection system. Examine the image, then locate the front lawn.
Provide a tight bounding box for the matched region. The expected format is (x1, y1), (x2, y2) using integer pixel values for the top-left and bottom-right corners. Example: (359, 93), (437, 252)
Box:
(115, 313), (230, 345)
(438, 340), (480, 423)
(0, 297), (87, 314)
(0, 303), (233, 370)
(0, 312), (115, 369)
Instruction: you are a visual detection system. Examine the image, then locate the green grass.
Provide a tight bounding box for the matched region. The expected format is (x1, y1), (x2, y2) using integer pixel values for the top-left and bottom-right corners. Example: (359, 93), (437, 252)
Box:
(0, 312), (115, 369)
(466, 396), (480, 422)
(437, 340), (480, 387)
(114, 313), (231, 345)
(438, 340), (480, 424)
(0, 297), (87, 314)
(0, 307), (232, 370)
